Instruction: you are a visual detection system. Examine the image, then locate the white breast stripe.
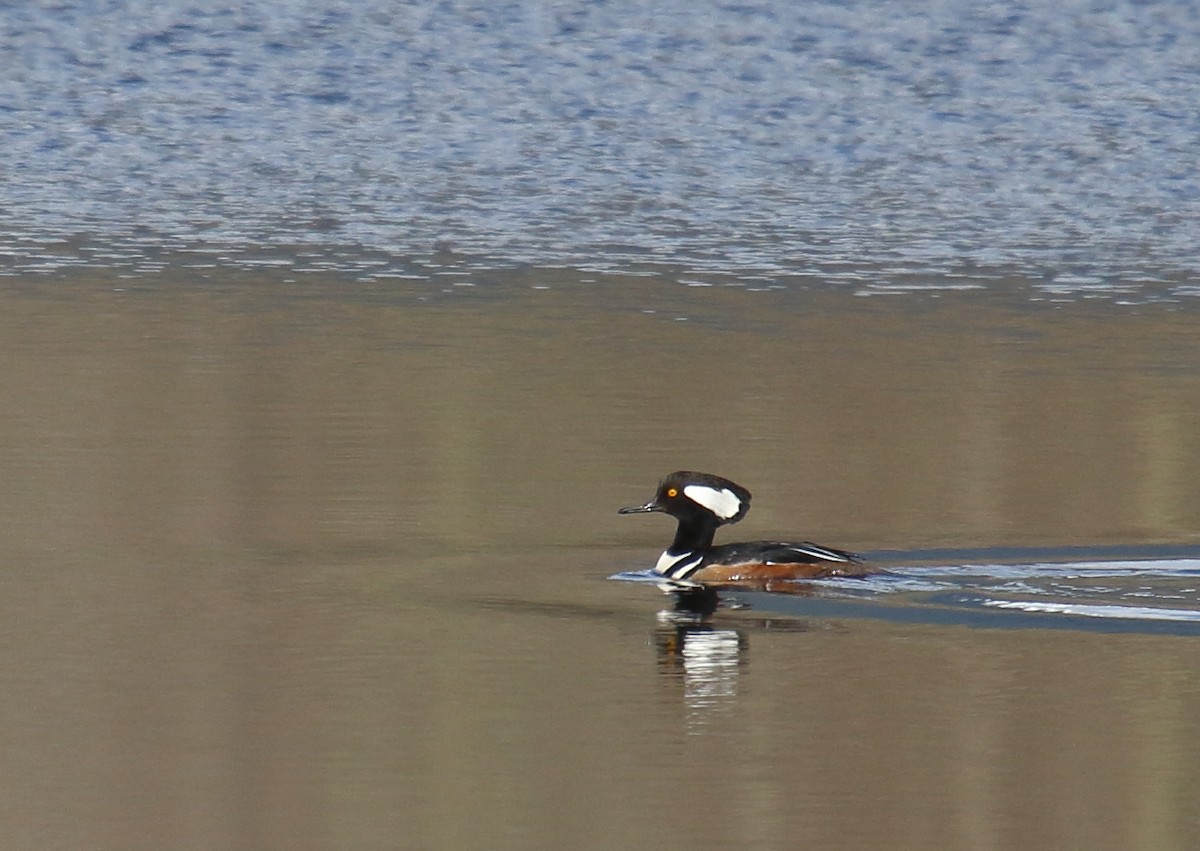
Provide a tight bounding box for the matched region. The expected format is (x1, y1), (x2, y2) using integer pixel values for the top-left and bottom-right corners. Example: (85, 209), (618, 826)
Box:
(669, 555), (703, 579)
(655, 550), (703, 578)
(655, 550), (688, 575)
(657, 578), (702, 592)
(683, 484), (742, 520)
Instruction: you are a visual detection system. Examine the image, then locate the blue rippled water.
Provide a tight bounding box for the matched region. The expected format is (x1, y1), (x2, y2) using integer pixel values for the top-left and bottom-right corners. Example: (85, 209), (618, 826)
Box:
(2, 0), (1199, 294)
(616, 556), (1200, 634)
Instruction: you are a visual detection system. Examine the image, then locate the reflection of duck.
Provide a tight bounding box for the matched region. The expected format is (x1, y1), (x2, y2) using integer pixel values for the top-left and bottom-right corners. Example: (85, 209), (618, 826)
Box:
(654, 613), (747, 670)
(619, 471), (873, 593)
(653, 608), (828, 727)
(653, 612), (745, 722)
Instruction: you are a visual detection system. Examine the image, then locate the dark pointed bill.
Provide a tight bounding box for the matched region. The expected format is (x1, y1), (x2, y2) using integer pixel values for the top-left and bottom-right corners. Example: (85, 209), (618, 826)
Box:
(618, 500), (660, 515)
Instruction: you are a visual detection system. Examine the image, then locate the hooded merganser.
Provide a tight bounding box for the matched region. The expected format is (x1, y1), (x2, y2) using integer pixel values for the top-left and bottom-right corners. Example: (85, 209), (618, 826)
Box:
(619, 471), (870, 589)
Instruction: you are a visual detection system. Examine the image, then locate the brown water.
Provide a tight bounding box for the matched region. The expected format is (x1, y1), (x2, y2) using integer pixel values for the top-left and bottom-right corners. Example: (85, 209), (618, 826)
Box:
(4, 266), (1200, 850)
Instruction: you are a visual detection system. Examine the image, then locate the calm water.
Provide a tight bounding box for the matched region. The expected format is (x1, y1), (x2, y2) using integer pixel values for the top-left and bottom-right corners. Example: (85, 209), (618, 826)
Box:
(4, 1), (1200, 849)
(3, 274), (1200, 850)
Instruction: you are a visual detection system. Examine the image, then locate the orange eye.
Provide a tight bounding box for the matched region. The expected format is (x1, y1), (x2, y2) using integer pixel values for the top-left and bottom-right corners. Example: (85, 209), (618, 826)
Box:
(666, 487), (678, 498)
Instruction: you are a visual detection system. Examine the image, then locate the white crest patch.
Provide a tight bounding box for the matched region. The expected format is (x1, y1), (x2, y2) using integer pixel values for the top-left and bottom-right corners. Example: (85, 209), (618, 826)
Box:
(683, 484), (742, 520)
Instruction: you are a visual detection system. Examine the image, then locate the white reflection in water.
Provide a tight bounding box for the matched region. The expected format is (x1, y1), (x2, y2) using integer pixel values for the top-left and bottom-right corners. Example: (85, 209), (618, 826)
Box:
(982, 600), (1200, 622)
(654, 612), (745, 731)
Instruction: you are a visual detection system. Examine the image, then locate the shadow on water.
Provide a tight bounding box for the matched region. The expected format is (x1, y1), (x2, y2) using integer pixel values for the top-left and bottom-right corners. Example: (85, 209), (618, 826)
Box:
(614, 546), (1200, 637)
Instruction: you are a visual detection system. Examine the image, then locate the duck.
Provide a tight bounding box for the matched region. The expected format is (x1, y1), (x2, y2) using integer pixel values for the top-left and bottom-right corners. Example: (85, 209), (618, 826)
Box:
(619, 470), (870, 591)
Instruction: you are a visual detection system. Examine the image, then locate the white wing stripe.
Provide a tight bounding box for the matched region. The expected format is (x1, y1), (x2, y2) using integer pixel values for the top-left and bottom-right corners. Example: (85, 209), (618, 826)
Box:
(772, 544), (851, 563)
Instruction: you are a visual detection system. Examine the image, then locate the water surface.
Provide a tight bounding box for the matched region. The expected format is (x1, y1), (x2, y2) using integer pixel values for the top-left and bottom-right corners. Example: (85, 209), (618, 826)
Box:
(3, 0), (1200, 297)
(4, 0), (1200, 847)
(3, 272), (1200, 849)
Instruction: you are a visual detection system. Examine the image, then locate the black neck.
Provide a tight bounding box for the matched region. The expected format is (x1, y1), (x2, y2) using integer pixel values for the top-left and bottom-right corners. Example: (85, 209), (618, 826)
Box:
(668, 514), (719, 554)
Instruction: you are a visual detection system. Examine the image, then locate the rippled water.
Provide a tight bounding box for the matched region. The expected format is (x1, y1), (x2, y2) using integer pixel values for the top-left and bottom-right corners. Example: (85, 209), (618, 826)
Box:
(618, 553), (1200, 635)
(3, 0), (1200, 298)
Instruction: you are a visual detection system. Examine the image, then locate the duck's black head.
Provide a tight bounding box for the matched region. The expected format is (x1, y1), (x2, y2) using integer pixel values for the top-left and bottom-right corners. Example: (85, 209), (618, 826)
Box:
(618, 471), (752, 526)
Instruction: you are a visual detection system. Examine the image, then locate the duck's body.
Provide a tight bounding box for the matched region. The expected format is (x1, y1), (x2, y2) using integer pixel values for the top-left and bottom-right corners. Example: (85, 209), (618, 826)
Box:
(620, 470), (870, 590)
